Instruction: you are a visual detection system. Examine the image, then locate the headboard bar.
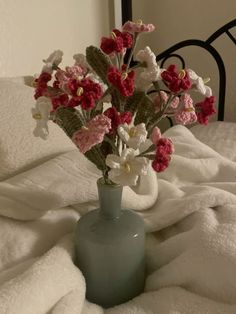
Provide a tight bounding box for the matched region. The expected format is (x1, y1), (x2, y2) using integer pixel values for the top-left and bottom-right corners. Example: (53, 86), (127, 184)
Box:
(206, 19), (236, 44)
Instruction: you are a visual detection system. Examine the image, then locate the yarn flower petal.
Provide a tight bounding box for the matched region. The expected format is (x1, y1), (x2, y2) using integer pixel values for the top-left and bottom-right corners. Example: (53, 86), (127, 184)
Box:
(118, 123), (147, 149)
(106, 148), (149, 186)
(72, 114), (111, 153)
(32, 96), (52, 140)
(188, 69), (212, 97)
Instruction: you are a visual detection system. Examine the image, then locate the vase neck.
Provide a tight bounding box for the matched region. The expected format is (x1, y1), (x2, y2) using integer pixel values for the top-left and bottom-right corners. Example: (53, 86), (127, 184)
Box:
(97, 178), (123, 220)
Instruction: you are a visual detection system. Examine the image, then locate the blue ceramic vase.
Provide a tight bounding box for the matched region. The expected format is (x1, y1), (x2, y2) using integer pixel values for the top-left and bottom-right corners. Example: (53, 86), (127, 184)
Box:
(75, 178), (145, 308)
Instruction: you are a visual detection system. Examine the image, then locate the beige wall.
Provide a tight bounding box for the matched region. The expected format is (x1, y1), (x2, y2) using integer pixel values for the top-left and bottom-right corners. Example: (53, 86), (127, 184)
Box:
(133, 0), (236, 121)
(0, 0), (110, 77)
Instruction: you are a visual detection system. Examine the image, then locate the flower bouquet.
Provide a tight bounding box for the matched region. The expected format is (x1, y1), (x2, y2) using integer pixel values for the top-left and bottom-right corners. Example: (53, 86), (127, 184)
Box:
(32, 20), (216, 187)
(31, 20), (216, 307)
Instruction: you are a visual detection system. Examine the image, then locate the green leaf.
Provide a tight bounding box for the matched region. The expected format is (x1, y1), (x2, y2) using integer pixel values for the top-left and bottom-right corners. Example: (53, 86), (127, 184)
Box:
(86, 46), (111, 84)
(54, 107), (83, 138)
(134, 94), (155, 125)
(125, 91), (146, 114)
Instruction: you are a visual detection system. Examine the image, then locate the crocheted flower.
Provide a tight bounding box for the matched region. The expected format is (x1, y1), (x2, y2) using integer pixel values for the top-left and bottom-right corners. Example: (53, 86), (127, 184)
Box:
(73, 53), (90, 72)
(174, 93), (197, 125)
(153, 91), (180, 111)
(118, 123), (147, 149)
(104, 107), (132, 133)
(42, 50), (63, 74)
(34, 72), (52, 99)
(67, 78), (103, 110)
(51, 94), (69, 111)
(195, 96), (216, 125)
(32, 96), (52, 140)
(161, 65), (192, 93)
(150, 127), (162, 145)
(188, 69), (212, 97)
(122, 20), (155, 33)
(101, 29), (133, 55)
(152, 154), (170, 172)
(150, 128), (174, 173)
(107, 66), (135, 97)
(55, 66), (85, 92)
(106, 148), (149, 186)
(72, 114), (111, 153)
(135, 46), (162, 91)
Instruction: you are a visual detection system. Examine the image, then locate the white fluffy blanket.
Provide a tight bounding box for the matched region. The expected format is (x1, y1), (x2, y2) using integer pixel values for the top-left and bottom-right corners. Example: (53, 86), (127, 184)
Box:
(1, 125), (236, 313)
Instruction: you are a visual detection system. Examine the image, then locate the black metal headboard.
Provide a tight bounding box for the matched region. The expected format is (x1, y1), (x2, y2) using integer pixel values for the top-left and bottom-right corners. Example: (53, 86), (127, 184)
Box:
(121, 0), (236, 121)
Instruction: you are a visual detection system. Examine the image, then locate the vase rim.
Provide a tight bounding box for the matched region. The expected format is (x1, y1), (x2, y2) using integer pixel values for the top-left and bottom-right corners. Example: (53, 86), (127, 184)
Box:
(97, 177), (121, 189)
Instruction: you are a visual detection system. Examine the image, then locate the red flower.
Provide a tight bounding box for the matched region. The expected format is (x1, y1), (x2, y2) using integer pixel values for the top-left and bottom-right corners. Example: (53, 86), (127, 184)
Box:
(195, 96), (216, 125)
(107, 66), (135, 97)
(51, 94), (69, 110)
(100, 29), (133, 55)
(67, 78), (103, 110)
(151, 136), (174, 173)
(152, 154), (170, 172)
(104, 107), (132, 133)
(156, 138), (174, 156)
(161, 65), (192, 93)
(34, 72), (52, 99)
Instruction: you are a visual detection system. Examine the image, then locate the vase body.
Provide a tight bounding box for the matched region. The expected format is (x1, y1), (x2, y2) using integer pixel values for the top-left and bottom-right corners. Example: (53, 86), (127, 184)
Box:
(75, 178), (145, 308)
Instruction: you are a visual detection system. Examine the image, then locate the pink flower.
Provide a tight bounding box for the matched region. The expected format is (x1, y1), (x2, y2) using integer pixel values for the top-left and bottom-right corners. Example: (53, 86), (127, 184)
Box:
(174, 93), (197, 125)
(154, 91), (180, 111)
(55, 66), (85, 92)
(72, 114), (111, 153)
(107, 66), (135, 97)
(100, 29), (133, 55)
(195, 96), (216, 125)
(150, 127), (162, 145)
(122, 20), (155, 33)
(104, 107), (132, 133)
(161, 65), (192, 93)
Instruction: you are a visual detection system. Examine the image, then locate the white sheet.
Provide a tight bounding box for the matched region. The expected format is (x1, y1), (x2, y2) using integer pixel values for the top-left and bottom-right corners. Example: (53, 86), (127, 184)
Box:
(1, 125), (236, 313)
(191, 121), (236, 161)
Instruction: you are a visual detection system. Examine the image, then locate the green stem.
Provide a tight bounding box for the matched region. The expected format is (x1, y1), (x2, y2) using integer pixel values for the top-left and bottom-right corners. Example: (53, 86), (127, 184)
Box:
(126, 33), (139, 70)
(104, 135), (119, 155)
(147, 93), (175, 133)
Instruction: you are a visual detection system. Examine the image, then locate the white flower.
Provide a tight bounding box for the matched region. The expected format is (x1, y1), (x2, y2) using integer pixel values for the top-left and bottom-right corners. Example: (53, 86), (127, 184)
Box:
(42, 50), (63, 73)
(31, 97), (52, 140)
(135, 46), (163, 91)
(118, 123), (147, 149)
(188, 69), (212, 97)
(73, 53), (89, 68)
(106, 148), (149, 186)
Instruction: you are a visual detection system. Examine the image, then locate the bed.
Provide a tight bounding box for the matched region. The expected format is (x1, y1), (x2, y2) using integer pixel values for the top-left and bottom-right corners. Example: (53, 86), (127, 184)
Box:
(0, 5), (236, 314)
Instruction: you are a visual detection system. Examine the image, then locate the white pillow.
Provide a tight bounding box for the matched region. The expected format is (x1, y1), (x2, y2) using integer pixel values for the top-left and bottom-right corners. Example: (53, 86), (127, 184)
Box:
(0, 79), (75, 180)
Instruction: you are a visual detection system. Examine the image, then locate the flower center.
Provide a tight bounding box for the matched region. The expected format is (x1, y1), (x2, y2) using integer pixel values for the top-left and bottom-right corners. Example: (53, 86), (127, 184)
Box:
(128, 127), (137, 137)
(32, 113), (42, 120)
(184, 107), (195, 112)
(111, 31), (117, 39)
(81, 126), (89, 131)
(203, 77), (210, 84)
(123, 162), (131, 173)
(136, 19), (143, 25)
(121, 72), (128, 80)
(77, 87), (84, 96)
(178, 70), (186, 79)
